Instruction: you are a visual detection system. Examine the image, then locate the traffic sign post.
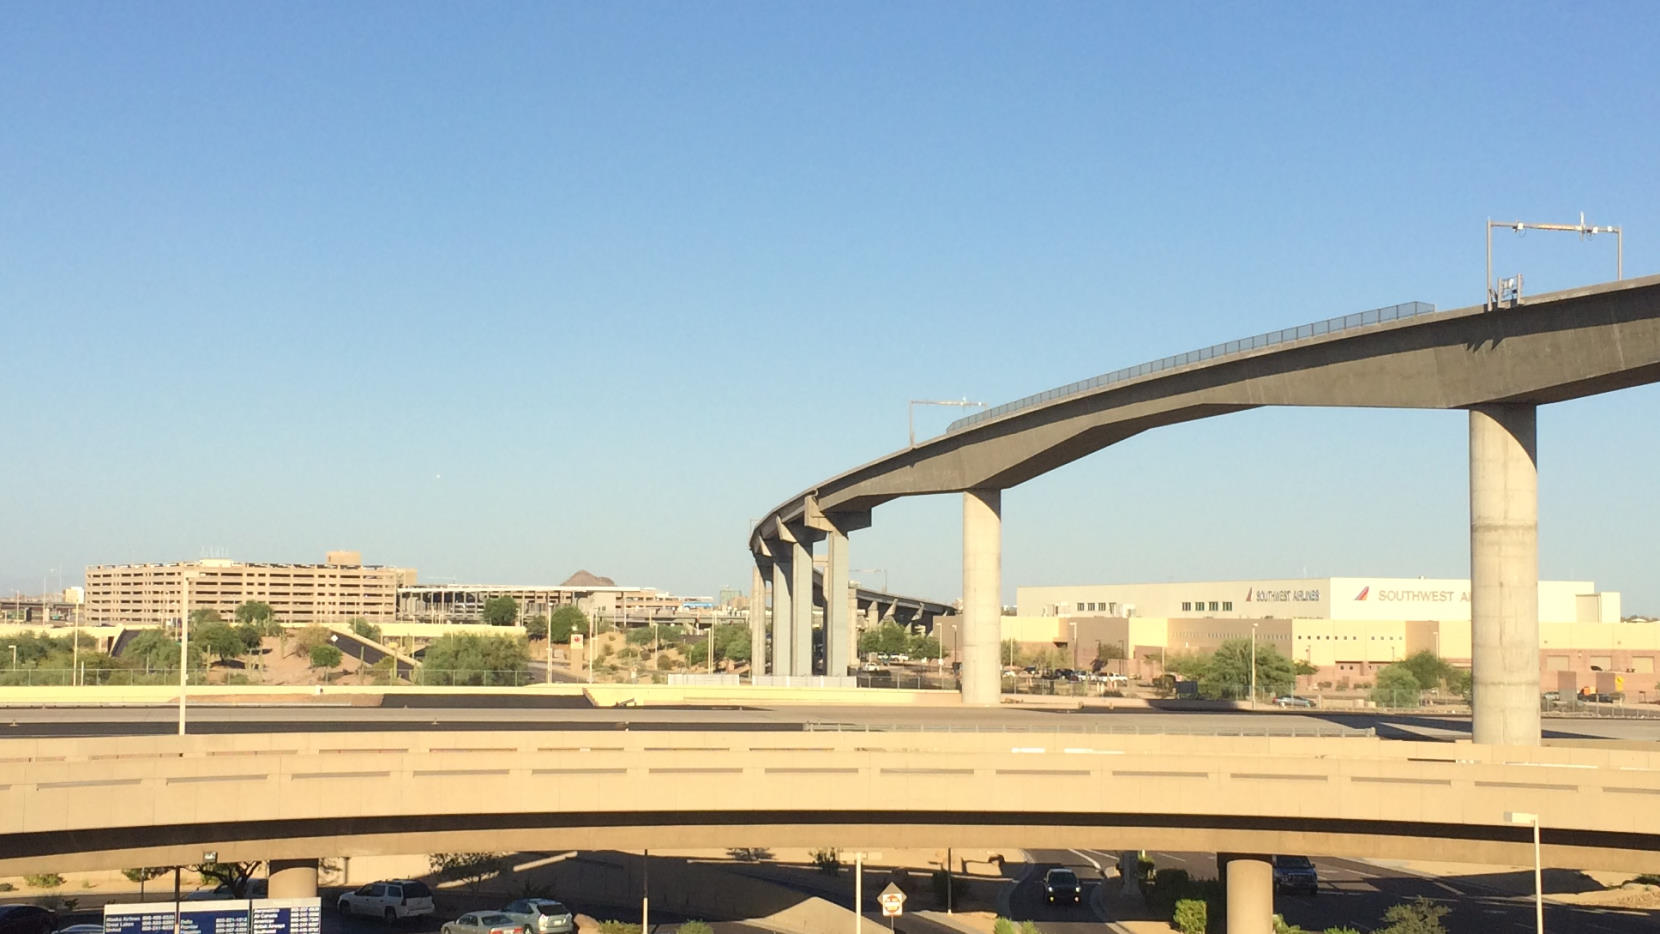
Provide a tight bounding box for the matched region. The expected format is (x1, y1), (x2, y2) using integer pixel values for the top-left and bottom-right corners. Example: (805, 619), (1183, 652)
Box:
(878, 882), (905, 928)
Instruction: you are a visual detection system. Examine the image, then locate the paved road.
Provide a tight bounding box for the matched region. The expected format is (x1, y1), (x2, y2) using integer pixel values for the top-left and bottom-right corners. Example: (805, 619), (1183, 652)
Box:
(1005, 849), (1114, 932)
(3, 700), (1659, 744)
(1140, 850), (1660, 934)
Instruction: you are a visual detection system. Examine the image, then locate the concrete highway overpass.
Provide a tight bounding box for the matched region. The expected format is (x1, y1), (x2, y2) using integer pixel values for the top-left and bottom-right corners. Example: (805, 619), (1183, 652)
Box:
(747, 275), (1660, 745)
(6, 728), (1659, 879)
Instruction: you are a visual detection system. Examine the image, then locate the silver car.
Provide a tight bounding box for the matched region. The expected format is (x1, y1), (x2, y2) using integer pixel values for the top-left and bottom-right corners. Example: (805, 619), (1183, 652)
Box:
(500, 900), (575, 934)
(440, 913), (523, 934)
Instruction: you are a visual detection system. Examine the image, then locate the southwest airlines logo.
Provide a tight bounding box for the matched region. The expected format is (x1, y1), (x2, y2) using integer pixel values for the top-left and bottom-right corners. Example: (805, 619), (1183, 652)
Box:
(1354, 586), (1370, 601)
(1244, 588), (1252, 602)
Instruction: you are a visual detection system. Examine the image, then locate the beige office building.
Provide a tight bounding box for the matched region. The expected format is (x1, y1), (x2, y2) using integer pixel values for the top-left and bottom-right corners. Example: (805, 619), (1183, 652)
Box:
(84, 551), (416, 625)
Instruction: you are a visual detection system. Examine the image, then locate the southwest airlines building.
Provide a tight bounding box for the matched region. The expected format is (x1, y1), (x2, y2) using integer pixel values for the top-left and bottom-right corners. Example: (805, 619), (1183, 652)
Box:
(966, 578), (1652, 698)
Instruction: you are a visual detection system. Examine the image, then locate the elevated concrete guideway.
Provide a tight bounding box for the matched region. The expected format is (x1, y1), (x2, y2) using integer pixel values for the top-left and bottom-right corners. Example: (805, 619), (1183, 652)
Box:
(749, 275), (1660, 741)
(5, 729), (1660, 878)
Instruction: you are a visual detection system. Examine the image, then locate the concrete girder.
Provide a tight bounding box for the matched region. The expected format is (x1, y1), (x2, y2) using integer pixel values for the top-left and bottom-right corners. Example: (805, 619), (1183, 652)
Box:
(752, 276), (1660, 545)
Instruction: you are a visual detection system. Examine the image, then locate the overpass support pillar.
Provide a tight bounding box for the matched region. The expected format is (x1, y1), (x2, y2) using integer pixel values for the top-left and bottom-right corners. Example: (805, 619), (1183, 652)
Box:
(1470, 403), (1540, 747)
(824, 528), (851, 676)
(789, 530), (816, 675)
(772, 551), (794, 676)
(1218, 854), (1272, 934)
(268, 859), (319, 898)
(961, 488), (1001, 706)
(749, 559), (770, 677)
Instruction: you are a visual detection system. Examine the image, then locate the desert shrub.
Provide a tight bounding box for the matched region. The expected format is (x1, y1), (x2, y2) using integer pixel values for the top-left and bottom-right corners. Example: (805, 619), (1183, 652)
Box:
(811, 847), (841, 876)
(1173, 899), (1207, 934)
(596, 923), (640, 934)
(24, 873), (64, 888)
(678, 923), (713, 934)
(991, 920), (1015, 934)
(308, 644), (342, 668)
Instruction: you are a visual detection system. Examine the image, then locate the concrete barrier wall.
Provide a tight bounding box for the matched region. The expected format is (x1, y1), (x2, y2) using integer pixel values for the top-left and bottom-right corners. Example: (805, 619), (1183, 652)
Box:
(4, 729), (1659, 875)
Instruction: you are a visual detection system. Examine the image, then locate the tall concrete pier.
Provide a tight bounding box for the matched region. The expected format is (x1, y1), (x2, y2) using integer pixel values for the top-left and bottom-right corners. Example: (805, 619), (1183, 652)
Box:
(1469, 403), (1540, 746)
(771, 553), (794, 676)
(823, 527), (851, 675)
(961, 489), (1001, 706)
(748, 561), (768, 675)
(789, 533), (815, 675)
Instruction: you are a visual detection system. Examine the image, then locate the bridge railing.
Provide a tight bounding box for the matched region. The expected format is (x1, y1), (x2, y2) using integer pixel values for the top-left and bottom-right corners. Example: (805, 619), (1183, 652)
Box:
(948, 300), (1435, 434)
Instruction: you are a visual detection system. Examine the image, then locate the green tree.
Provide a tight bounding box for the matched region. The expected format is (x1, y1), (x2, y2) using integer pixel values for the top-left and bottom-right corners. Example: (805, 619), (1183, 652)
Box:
(348, 618), (382, 644)
(1293, 658), (1319, 677)
(1372, 665), (1422, 707)
(195, 623), (247, 663)
(189, 607), (223, 627)
(1377, 896), (1450, 934)
(1196, 639), (1295, 700)
(233, 623), (265, 653)
(907, 633), (943, 660)
(1163, 650), (1211, 680)
(234, 601), (275, 629)
(523, 614), (549, 640)
(420, 632), (531, 685)
(482, 596), (519, 627)
(858, 621), (910, 656)
(309, 644), (343, 669)
(1095, 641), (1127, 661)
(549, 606), (587, 643)
(123, 629), (204, 672)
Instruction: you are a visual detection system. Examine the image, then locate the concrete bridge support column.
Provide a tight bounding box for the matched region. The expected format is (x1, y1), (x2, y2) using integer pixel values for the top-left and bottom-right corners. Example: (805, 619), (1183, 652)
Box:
(824, 528), (851, 676)
(749, 560), (769, 677)
(790, 534), (815, 676)
(961, 488), (1001, 706)
(771, 552), (794, 676)
(1470, 403), (1541, 747)
(1218, 854), (1272, 934)
(268, 859), (318, 898)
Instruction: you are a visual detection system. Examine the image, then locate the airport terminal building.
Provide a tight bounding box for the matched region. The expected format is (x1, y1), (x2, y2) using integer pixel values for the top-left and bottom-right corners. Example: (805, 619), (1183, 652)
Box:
(943, 577), (1653, 699)
(1017, 577), (1621, 624)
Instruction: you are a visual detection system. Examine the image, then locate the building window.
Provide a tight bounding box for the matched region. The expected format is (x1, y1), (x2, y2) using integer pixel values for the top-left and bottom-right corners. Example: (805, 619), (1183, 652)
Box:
(1181, 602), (1192, 612)
(1222, 601), (1232, 611)
(1076, 602), (1085, 612)
(1208, 601), (1219, 611)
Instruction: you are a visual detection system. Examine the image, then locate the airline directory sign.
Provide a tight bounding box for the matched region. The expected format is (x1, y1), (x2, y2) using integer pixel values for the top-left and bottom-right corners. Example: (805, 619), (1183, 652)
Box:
(104, 899), (322, 934)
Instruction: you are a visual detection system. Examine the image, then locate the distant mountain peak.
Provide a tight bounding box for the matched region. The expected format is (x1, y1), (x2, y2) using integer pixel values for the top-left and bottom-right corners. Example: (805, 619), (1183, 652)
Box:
(561, 569), (616, 587)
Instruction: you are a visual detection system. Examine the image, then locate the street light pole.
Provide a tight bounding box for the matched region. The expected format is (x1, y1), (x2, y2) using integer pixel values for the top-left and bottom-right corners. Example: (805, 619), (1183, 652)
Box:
(1249, 623), (1258, 708)
(907, 399), (986, 447)
(1505, 811), (1543, 934)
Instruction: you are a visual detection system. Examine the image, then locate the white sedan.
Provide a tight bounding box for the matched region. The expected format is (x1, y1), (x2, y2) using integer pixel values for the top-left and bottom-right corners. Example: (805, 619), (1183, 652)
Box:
(441, 913), (524, 934)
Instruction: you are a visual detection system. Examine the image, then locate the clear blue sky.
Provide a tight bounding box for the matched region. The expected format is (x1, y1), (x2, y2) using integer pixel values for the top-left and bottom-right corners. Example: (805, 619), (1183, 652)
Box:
(3, 3), (1657, 613)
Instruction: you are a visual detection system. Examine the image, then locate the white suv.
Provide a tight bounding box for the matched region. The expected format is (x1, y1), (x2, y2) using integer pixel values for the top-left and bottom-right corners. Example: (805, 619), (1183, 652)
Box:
(337, 880), (436, 921)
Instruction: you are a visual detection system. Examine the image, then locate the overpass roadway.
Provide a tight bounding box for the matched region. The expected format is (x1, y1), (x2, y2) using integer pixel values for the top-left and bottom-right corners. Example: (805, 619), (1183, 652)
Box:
(745, 274), (1660, 746)
(6, 699), (1660, 744)
(5, 728), (1659, 880)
